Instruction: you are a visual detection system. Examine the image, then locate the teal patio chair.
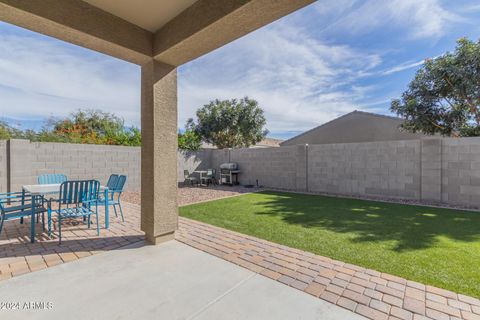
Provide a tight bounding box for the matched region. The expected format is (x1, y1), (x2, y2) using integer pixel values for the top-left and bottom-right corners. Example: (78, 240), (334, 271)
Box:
(30, 173), (66, 225)
(47, 180), (100, 244)
(0, 191), (46, 237)
(96, 174), (127, 222)
(38, 174), (68, 184)
(201, 169), (217, 186)
(183, 170), (198, 186)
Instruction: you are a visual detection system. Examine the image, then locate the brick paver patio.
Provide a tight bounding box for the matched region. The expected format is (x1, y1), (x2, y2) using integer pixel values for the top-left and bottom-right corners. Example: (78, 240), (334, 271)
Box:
(1, 195), (479, 320)
(0, 203), (143, 280)
(177, 218), (480, 320)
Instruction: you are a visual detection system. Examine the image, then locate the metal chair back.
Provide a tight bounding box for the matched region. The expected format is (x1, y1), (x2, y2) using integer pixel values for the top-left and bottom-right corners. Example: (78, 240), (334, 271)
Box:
(207, 169), (216, 178)
(58, 180), (100, 206)
(38, 174), (68, 185)
(106, 174), (119, 190)
(0, 191), (44, 235)
(113, 175), (127, 192)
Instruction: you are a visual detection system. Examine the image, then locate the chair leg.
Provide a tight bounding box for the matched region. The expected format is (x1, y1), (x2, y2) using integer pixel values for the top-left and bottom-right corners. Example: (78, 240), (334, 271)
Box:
(58, 216), (62, 244)
(20, 217), (23, 224)
(0, 216), (5, 236)
(41, 212), (45, 231)
(113, 204), (118, 217)
(95, 212), (100, 236)
(87, 215), (91, 228)
(118, 203), (125, 222)
(47, 209), (52, 237)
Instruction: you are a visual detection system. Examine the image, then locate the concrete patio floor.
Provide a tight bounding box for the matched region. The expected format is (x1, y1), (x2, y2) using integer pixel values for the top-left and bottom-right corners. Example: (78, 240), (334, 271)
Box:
(0, 240), (364, 320)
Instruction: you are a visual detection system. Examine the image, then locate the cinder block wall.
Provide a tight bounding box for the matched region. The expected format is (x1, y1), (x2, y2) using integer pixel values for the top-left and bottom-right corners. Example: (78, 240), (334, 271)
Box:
(210, 137), (480, 208)
(4, 137), (480, 208)
(4, 139), (213, 192)
(8, 140), (141, 191)
(442, 137), (480, 207)
(308, 140), (421, 199)
(229, 146), (299, 189)
(177, 149), (213, 181)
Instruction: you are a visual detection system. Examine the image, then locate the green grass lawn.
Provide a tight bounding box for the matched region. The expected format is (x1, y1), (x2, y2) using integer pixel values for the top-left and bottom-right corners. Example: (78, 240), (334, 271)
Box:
(180, 191), (480, 298)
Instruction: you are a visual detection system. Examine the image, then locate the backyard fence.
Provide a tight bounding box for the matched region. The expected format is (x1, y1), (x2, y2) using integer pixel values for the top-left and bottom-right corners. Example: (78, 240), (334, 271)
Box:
(1, 138), (479, 208)
(210, 138), (480, 208)
(0, 139), (213, 193)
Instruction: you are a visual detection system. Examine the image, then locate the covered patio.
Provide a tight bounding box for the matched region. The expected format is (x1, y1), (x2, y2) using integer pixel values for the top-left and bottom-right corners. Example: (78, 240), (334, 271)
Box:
(0, 0), (315, 245)
(2, 1), (480, 320)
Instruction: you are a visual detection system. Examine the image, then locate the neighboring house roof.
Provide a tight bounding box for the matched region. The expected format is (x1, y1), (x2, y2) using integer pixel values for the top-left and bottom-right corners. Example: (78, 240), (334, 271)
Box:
(251, 138), (283, 148)
(280, 110), (425, 146)
(200, 138), (283, 150)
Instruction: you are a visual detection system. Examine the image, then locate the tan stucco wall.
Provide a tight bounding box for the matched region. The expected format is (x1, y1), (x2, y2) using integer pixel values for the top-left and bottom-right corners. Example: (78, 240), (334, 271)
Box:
(281, 112), (425, 146)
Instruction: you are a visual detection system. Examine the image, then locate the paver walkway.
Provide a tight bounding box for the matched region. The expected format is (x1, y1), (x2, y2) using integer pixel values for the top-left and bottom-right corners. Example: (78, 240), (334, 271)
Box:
(177, 217), (480, 320)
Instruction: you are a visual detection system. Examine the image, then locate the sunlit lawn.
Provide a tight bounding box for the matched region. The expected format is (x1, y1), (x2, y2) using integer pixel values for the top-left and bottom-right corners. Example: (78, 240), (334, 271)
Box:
(180, 190), (480, 298)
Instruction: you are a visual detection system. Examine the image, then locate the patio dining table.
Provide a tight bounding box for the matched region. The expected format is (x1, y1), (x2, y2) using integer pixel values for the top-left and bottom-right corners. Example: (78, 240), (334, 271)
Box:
(193, 170), (208, 186)
(22, 183), (110, 243)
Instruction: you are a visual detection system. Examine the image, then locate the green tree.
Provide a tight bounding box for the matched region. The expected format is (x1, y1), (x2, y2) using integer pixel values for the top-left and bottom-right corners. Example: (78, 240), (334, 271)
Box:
(187, 97), (268, 149)
(178, 130), (202, 151)
(47, 109), (141, 146)
(0, 121), (25, 140)
(0, 110), (142, 146)
(391, 38), (480, 137)
(0, 121), (12, 140)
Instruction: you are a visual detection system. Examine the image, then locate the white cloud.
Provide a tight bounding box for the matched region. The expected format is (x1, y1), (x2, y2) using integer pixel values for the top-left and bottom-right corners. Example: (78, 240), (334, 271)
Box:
(0, 30), (141, 126)
(380, 59), (425, 76)
(315, 0), (461, 40)
(179, 23), (383, 134)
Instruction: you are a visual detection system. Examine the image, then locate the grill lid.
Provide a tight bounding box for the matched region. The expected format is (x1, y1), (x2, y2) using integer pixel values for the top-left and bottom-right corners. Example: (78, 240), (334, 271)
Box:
(219, 162), (238, 170)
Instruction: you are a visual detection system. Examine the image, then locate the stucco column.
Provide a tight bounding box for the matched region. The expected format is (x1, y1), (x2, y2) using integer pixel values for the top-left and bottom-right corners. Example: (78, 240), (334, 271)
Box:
(140, 60), (178, 245)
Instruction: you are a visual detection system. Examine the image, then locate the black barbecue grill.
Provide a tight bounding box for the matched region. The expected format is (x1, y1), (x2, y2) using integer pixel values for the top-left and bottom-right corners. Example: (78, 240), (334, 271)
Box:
(219, 163), (240, 185)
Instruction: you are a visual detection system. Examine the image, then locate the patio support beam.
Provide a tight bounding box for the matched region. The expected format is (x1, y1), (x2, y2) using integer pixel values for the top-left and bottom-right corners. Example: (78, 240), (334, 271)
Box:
(140, 60), (178, 245)
(153, 0), (315, 66)
(0, 0), (153, 65)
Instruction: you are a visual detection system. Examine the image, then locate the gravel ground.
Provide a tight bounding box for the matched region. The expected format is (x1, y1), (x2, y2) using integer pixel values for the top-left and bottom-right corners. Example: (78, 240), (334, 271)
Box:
(122, 185), (261, 207)
(123, 186), (480, 212)
(266, 188), (480, 212)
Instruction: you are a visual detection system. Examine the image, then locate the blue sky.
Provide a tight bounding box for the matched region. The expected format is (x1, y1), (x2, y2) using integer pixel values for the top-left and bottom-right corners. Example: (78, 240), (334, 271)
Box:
(1, 0), (479, 139)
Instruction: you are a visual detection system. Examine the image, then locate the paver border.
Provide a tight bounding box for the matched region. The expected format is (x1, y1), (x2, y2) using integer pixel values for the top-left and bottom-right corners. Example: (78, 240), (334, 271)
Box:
(177, 216), (480, 320)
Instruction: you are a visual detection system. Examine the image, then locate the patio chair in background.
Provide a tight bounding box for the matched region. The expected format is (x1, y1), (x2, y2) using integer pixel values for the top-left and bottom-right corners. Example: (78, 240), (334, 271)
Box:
(96, 174), (127, 222)
(0, 191), (46, 236)
(47, 180), (100, 244)
(105, 174), (119, 190)
(201, 169), (217, 186)
(38, 174), (68, 184)
(32, 173), (66, 224)
(184, 170), (198, 186)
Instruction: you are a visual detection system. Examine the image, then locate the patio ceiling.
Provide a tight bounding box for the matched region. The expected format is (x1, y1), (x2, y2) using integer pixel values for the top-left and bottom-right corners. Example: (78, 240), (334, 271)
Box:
(0, 0), (316, 66)
(82, 0), (199, 33)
